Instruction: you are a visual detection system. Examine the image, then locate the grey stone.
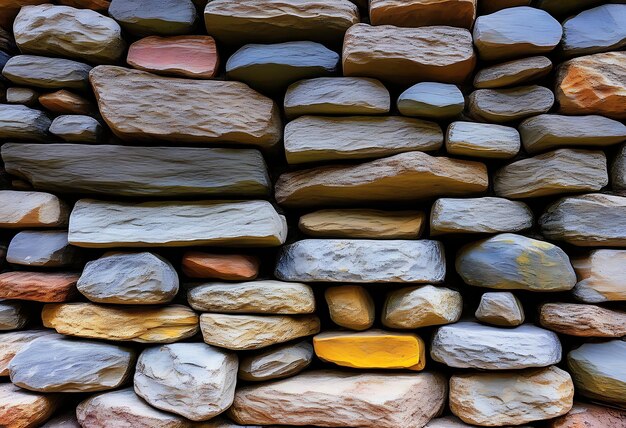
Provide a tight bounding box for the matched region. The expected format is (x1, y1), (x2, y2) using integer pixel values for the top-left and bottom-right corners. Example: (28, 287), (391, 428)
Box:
(0, 330), (59, 376)
(475, 292), (525, 326)
(134, 343), (238, 421)
(0, 301), (28, 330)
(474, 56), (552, 89)
(397, 82), (464, 119)
(7, 230), (77, 268)
(109, 0), (197, 37)
(276, 239), (446, 283)
(40, 411), (81, 428)
(5, 88), (39, 106)
(382, 285), (462, 329)
(77, 252), (179, 305)
(469, 85), (554, 123)
(562, 4), (626, 58)
(49, 115), (103, 143)
(572, 249), (626, 303)
(612, 143), (626, 194)
(0, 104), (50, 141)
(1, 55), (92, 90)
(238, 341), (313, 381)
(446, 121), (520, 159)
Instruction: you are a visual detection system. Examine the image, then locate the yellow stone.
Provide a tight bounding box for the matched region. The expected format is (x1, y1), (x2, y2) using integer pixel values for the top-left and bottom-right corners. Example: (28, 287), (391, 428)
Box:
(325, 285), (375, 330)
(313, 330), (426, 370)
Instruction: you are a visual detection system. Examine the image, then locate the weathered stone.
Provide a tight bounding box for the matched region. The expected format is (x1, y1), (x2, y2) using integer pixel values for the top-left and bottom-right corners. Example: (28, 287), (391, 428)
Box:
(127, 36), (219, 79)
(204, 0), (359, 46)
(276, 239), (446, 283)
(9, 336), (135, 392)
(540, 194), (626, 246)
(431, 197), (533, 235)
(135, 343), (238, 421)
(38, 89), (94, 115)
(2, 55), (92, 90)
(613, 144), (626, 194)
(325, 285), (375, 330)
(383, 285), (462, 329)
(520, 114), (626, 154)
(200, 313), (320, 351)
(568, 340), (626, 407)
(469, 85), (554, 123)
(474, 56), (552, 89)
(0, 301), (29, 330)
(0, 330), (58, 376)
(572, 250), (626, 302)
(77, 252), (179, 305)
(90, 66), (282, 147)
(450, 366), (574, 426)
(0, 191), (68, 228)
(475, 292), (524, 327)
(2, 143), (270, 198)
(48, 115), (103, 143)
(343, 24), (476, 85)
(0, 104), (50, 142)
(548, 402), (626, 428)
(562, 5), (626, 58)
(369, 0), (476, 29)
(556, 52), (626, 120)
(228, 370), (447, 428)
(397, 82), (464, 119)
(108, 0), (196, 37)
(42, 303), (198, 343)
(276, 151), (488, 207)
(40, 411), (81, 428)
(6, 88), (39, 106)
(7, 230), (78, 267)
(239, 341), (312, 382)
(0, 383), (59, 428)
(68, 199), (287, 248)
(446, 121), (520, 159)
(14, 5), (125, 64)
(0, 272), (78, 302)
(540, 303), (626, 337)
(284, 115), (442, 164)
(284, 77), (390, 118)
(182, 252), (259, 280)
(188, 280), (315, 314)
(473, 7), (562, 61)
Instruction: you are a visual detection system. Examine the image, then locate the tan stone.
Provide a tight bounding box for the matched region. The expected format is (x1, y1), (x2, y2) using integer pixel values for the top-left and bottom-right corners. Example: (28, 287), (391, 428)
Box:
(540, 303), (626, 337)
(474, 56), (552, 89)
(0, 330), (58, 376)
(182, 252), (259, 280)
(0, 190), (68, 228)
(445, 122), (520, 159)
(475, 292), (524, 327)
(0, 272), (79, 302)
(38, 90), (94, 115)
(382, 285), (462, 329)
(0, 383), (59, 428)
(548, 402), (626, 428)
(469, 85), (554, 123)
(370, 0), (476, 29)
(572, 250), (626, 302)
(325, 285), (374, 330)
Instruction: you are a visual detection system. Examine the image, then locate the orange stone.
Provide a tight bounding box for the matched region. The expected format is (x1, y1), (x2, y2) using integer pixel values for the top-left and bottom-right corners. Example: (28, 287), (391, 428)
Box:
(0, 271), (79, 302)
(56, 0), (110, 12)
(370, 0), (476, 30)
(39, 90), (95, 115)
(127, 36), (220, 79)
(182, 252), (260, 280)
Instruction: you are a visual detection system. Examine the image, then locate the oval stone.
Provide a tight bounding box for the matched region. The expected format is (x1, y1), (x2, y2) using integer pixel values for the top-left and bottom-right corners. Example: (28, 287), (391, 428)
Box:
(397, 82), (464, 119)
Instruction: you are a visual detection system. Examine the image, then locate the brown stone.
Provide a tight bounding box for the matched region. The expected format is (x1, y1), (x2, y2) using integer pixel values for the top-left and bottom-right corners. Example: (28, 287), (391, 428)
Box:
(182, 252), (259, 280)
(548, 402), (626, 428)
(56, 0), (110, 12)
(540, 303), (626, 337)
(369, 0), (476, 29)
(0, 272), (78, 302)
(469, 85), (554, 123)
(0, 383), (60, 428)
(0, 190), (68, 228)
(474, 56), (552, 89)
(479, 0), (531, 14)
(325, 285), (375, 330)
(38, 90), (95, 115)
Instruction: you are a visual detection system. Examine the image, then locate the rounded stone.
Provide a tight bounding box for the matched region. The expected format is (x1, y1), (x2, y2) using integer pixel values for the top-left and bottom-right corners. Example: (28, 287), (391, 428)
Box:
(397, 82), (464, 119)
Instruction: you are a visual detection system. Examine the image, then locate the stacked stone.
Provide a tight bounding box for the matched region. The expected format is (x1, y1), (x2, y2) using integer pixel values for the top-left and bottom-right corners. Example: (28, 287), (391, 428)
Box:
(0, 0), (625, 427)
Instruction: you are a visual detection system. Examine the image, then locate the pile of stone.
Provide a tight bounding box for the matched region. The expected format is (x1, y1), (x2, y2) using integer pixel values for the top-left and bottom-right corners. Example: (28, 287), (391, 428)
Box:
(0, 0), (625, 427)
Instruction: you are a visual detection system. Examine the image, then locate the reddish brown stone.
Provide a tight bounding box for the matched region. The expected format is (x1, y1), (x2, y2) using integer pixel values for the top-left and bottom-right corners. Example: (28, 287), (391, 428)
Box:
(0, 271), (79, 302)
(38, 90), (95, 115)
(370, 0), (476, 29)
(127, 36), (219, 79)
(540, 303), (626, 337)
(182, 252), (260, 280)
(56, 0), (110, 12)
(549, 402), (626, 428)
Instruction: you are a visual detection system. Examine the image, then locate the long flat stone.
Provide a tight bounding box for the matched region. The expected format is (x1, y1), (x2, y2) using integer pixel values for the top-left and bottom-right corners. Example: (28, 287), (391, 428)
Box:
(572, 250), (626, 302)
(540, 303), (626, 337)
(369, 0), (476, 29)
(108, 0), (196, 37)
(0, 330), (59, 376)
(2, 55), (92, 90)
(68, 199), (287, 248)
(562, 4), (626, 57)
(0, 272), (79, 302)
(181, 252), (259, 280)
(473, 56), (552, 89)
(469, 85), (554, 123)
(0, 383), (60, 428)
(7, 230), (78, 267)
(0, 104), (50, 142)
(238, 341), (313, 381)
(446, 121), (520, 159)
(382, 285), (462, 329)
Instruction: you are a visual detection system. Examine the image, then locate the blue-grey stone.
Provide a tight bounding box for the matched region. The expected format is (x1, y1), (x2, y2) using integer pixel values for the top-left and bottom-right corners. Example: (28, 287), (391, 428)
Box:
(562, 4), (626, 58)
(397, 82), (464, 119)
(0, 104), (50, 141)
(109, 0), (197, 36)
(49, 115), (103, 143)
(7, 230), (78, 268)
(1, 55), (91, 90)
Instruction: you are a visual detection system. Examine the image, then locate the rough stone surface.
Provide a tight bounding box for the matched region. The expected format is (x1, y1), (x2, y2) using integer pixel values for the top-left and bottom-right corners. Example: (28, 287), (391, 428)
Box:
(369, 0), (476, 29)
(276, 239), (446, 283)
(446, 121), (520, 159)
(562, 4), (626, 57)
(548, 402), (626, 428)
(397, 82), (465, 119)
(108, 0), (197, 37)
(474, 56), (552, 88)
(382, 285), (462, 329)
(572, 250), (626, 302)
(613, 143), (626, 194)
(0, 190), (68, 228)
(7, 230), (77, 267)
(38, 89), (94, 115)
(182, 252), (259, 280)
(49, 115), (103, 143)
(0, 383), (59, 428)
(238, 341), (313, 381)
(0, 330), (58, 376)
(0, 271), (78, 302)
(0, 301), (29, 331)
(0, 104), (51, 142)
(6, 88), (39, 106)
(475, 292), (524, 327)
(2, 55), (92, 90)
(540, 303), (626, 337)
(469, 85), (554, 123)
(325, 285), (375, 330)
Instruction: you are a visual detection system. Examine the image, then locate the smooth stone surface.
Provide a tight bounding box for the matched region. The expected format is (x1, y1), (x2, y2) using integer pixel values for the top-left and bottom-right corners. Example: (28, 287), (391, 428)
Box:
(0, 330), (58, 376)
(238, 341), (313, 381)
(284, 115), (442, 164)
(2, 143), (270, 198)
(0, 272), (78, 302)
(134, 343), (238, 421)
(6, 88), (39, 106)
(77, 252), (179, 305)
(540, 194), (626, 246)
(397, 82), (464, 119)
(42, 303), (199, 343)
(325, 285), (375, 331)
(200, 313), (320, 351)
(494, 149), (608, 198)
(446, 121), (520, 159)
(182, 252), (259, 280)
(275, 151), (488, 207)
(540, 303), (626, 337)
(568, 341), (626, 407)
(456, 233), (576, 291)
(9, 336), (135, 392)
(276, 239), (446, 283)
(0, 104), (50, 142)
(108, 0), (196, 36)
(343, 24), (476, 85)
(0, 190), (68, 228)
(572, 250), (626, 302)
(475, 292), (524, 327)
(14, 4), (125, 63)
(68, 199), (287, 248)
(519, 114), (626, 154)
(38, 89), (94, 115)
(450, 366), (574, 426)
(382, 285), (462, 329)
(49, 115), (103, 143)
(474, 56), (552, 89)
(2, 55), (92, 90)
(228, 370), (446, 428)
(284, 77), (390, 118)
(562, 5), (626, 57)
(473, 7), (562, 61)
(90, 66), (282, 148)
(188, 280), (315, 314)
(431, 197), (533, 235)
(0, 383), (59, 428)
(548, 402), (626, 428)
(469, 85), (554, 123)
(369, 0), (476, 29)
(0, 301), (29, 330)
(7, 230), (77, 267)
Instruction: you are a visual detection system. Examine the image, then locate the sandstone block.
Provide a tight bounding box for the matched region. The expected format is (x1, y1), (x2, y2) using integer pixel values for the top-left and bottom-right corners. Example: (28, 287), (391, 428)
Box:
(0, 104), (50, 142)
(562, 4), (626, 57)
(7, 230), (78, 267)
(572, 250), (626, 302)
(0, 383), (59, 428)
(446, 121), (520, 159)
(475, 292), (524, 327)
(0, 191), (68, 228)
(474, 56), (552, 89)
(469, 85), (554, 122)
(108, 0), (196, 37)
(182, 252), (259, 280)
(397, 82), (464, 119)
(540, 303), (626, 337)
(0, 330), (58, 376)
(0, 301), (29, 331)
(0, 272), (78, 302)
(382, 285), (462, 329)
(548, 402), (626, 428)
(238, 341), (313, 382)
(49, 115), (103, 143)
(369, 0), (476, 29)
(325, 285), (375, 330)
(2, 55), (92, 90)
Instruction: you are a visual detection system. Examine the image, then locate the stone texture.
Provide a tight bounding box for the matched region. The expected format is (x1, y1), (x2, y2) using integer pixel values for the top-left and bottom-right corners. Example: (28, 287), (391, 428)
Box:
(612, 143), (626, 194)
(284, 115), (442, 164)
(397, 82), (464, 119)
(188, 280), (315, 314)
(9, 336), (135, 392)
(343, 24), (476, 85)
(182, 252), (259, 280)
(473, 6), (562, 61)
(540, 303), (626, 337)
(68, 199), (287, 248)
(90, 66), (282, 148)
(548, 402), (626, 428)
(568, 340), (626, 407)
(0, 104), (50, 142)
(0, 272), (78, 302)
(6, 88), (39, 106)
(474, 56), (552, 89)
(134, 343), (238, 421)
(572, 250), (626, 302)
(7, 230), (78, 267)
(450, 366), (574, 426)
(200, 313), (320, 351)
(2, 55), (92, 90)
(382, 285), (462, 329)
(14, 4), (125, 64)
(0, 191), (68, 228)
(42, 303), (199, 343)
(475, 292), (524, 327)
(48, 115), (103, 143)
(0, 0), (49, 29)
(276, 151), (488, 207)
(456, 233), (576, 291)
(562, 4), (626, 58)
(0, 330), (58, 376)
(445, 121), (520, 159)
(0, 301), (29, 330)
(537, 0), (604, 16)
(276, 239), (446, 283)
(108, 0), (197, 37)
(556, 52), (626, 120)
(238, 341), (313, 381)
(2, 143), (270, 198)
(77, 252), (179, 305)
(40, 412), (81, 428)
(425, 416), (479, 428)
(469, 85), (554, 123)
(284, 77), (390, 118)
(431, 197), (533, 235)
(38, 89), (94, 115)
(325, 285), (375, 330)
(0, 383), (59, 428)
(369, 0), (476, 29)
